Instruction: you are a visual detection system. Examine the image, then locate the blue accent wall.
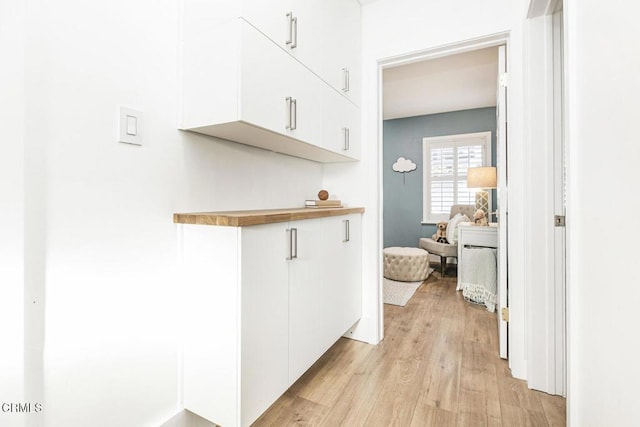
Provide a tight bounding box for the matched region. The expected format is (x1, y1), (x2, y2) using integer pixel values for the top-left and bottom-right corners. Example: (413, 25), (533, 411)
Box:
(383, 107), (497, 248)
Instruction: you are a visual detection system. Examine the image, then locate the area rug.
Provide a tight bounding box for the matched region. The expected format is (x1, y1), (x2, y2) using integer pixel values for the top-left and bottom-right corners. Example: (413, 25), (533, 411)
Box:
(383, 268), (433, 306)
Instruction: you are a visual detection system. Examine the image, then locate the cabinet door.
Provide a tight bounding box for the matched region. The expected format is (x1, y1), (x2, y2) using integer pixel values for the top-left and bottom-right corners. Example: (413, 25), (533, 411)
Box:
(342, 214), (363, 329)
(320, 0), (361, 105)
(323, 87), (361, 160)
(322, 215), (362, 350)
(288, 0), (327, 77)
(241, 0), (292, 49)
(240, 21), (323, 147)
(287, 218), (326, 384)
(241, 0), (360, 105)
(240, 21), (293, 137)
(240, 223), (289, 426)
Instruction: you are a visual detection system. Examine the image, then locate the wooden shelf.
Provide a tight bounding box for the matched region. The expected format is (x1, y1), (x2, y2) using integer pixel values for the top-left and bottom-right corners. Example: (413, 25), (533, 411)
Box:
(174, 207), (365, 227)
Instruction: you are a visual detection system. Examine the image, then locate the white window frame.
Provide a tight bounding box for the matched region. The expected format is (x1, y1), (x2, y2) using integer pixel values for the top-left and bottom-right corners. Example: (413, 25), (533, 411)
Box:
(422, 131), (492, 224)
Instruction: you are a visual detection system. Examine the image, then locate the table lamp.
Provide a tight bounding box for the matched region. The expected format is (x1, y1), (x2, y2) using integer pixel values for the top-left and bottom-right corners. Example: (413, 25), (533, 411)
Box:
(467, 166), (497, 217)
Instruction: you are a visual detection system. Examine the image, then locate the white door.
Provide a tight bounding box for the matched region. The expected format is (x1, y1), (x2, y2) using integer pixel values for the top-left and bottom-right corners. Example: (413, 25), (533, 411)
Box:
(497, 44), (508, 359)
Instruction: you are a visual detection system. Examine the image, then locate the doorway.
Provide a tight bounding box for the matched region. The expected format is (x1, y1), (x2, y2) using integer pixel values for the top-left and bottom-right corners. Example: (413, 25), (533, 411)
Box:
(379, 35), (511, 362)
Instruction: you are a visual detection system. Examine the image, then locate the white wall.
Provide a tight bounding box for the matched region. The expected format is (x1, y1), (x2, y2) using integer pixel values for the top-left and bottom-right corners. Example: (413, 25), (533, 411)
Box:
(566, 1), (640, 425)
(0, 1), (25, 427)
(15, 0), (323, 426)
(326, 0), (531, 379)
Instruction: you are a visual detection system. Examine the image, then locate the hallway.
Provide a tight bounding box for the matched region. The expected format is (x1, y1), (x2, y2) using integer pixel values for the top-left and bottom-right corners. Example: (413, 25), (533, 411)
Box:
(254, 271), (566, 426)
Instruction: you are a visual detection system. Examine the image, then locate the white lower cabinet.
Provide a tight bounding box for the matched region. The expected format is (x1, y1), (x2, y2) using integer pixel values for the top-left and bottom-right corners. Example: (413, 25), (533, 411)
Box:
(180, 213), (362, 427)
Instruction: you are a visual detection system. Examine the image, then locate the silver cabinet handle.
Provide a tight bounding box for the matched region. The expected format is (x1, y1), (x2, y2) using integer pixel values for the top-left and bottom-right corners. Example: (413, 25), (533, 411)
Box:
(285, 97), (297, 130)
(286, 228), (298, 260)
(342, 68), (350, 92)
(291, 227), (298, 259)
(344, 219), (350, 242)
(291, 98), (297, 130)
(286, 12), (293, 45)
(286, 97), (291, 130)
(286, 12), (297, 49)
(342, 127), (350, 151)
(291, 16), (298, 49)
(286, 97), (297, 131)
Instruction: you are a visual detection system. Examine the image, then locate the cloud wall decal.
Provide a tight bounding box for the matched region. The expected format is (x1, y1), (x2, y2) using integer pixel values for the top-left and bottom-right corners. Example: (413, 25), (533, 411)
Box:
(392, 157), (417, 173)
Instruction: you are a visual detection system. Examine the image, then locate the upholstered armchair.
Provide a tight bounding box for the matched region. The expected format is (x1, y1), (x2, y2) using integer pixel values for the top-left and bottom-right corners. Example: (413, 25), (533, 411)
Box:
(419, 205), (476, 277)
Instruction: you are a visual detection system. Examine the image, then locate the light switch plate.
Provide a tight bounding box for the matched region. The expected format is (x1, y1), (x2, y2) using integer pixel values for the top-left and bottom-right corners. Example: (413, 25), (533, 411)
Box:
(118, 106), (143, 145)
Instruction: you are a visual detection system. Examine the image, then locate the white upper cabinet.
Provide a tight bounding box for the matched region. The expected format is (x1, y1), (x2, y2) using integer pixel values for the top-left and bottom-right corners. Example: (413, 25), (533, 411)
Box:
(239, 0), (361, 105)
(312, 0), (361, 105)
(240, 0), (293, 47)
(240, 22), (324, 148)
(322, 84), (361, 159)
(180, 0), (361, 163)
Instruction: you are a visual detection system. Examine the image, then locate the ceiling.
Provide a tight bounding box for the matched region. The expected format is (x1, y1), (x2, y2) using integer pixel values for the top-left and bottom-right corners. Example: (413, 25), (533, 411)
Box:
(382, 47), (499, 120)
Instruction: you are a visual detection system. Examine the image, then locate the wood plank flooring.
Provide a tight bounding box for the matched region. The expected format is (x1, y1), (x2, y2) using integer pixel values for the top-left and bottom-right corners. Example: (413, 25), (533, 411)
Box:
(254, 268), (566, 427)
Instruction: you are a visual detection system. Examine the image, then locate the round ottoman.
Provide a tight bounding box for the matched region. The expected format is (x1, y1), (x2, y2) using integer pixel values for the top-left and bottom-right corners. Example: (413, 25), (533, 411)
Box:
(383, 247), (430, 282)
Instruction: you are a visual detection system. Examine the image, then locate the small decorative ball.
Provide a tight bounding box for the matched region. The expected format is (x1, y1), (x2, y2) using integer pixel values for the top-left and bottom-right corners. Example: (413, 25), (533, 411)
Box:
(318, 190), (329, 200)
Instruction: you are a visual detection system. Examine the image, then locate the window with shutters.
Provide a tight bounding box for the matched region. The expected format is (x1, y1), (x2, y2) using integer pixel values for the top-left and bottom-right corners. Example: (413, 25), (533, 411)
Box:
(422, 132), (492, 223)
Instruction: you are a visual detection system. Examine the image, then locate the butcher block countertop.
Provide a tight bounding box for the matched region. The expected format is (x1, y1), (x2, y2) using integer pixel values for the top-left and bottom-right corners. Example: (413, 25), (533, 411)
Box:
(173, 207), (365, 227)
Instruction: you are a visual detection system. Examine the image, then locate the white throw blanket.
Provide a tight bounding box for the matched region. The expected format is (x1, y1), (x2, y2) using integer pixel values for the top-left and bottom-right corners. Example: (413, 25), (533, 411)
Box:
(457, 247), (497, 312)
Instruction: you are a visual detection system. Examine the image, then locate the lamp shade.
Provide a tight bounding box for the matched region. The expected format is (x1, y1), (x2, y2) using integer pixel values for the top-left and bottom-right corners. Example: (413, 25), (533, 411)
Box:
(467, 166), (497, 189)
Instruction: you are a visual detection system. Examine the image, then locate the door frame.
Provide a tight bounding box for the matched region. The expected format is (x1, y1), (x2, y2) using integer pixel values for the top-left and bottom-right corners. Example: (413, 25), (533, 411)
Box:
(525, 0), (567, 396)
(376, 31), (512, 358)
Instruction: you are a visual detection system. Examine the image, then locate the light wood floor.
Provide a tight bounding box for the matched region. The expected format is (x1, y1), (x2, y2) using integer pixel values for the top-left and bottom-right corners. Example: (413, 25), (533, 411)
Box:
(253, 268), (566, 427)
